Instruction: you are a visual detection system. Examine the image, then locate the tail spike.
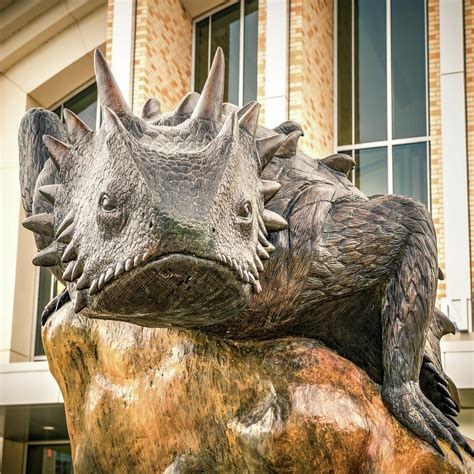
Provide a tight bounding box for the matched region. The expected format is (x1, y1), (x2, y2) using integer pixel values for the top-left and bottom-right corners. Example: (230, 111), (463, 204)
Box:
(141, 97), (161, 119)
(63, 109), (92, 142)
(238, 102), (260, 136)
(22, 213), (54, 237)
(94, 49), (132, 115)
(43, 135), (70, 169)
(191, 47), (225, 122)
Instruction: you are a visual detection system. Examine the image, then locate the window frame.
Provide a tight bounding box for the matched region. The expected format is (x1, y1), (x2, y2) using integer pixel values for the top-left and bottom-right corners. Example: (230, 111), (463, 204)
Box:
(191, 0), (252, 107)
(333, 0), (431, 208)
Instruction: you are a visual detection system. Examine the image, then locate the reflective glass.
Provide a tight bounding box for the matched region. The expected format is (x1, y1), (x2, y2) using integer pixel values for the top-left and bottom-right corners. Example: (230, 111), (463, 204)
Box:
(355, 0), (387, 143)
(211, 3), (241, 104)
(27, 444), (72, 474)
(391, 0), (427, 139)
(337, 0), (352, 146)
(64, 83), (97, 129)
(355, 147), (388, 195)
(243, 0), (259, 104)
(194, 18), (209, 93)
(393, 142), (428, 205)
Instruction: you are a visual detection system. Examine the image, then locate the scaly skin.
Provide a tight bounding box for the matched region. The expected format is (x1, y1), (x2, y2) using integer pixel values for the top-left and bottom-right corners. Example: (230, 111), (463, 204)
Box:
(19, 48), (472, 461)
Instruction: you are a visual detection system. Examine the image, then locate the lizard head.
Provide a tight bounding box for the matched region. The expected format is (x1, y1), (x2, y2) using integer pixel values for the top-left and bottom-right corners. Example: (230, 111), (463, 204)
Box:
(23, 49), (293, 328)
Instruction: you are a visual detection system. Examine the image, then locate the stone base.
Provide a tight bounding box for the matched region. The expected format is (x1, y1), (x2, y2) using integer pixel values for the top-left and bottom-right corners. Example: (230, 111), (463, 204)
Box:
(43, 303), (472, 473)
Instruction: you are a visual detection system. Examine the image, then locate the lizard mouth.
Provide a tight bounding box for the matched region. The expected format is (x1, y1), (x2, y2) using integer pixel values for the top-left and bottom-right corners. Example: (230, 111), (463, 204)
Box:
(82, 252), (251, 328)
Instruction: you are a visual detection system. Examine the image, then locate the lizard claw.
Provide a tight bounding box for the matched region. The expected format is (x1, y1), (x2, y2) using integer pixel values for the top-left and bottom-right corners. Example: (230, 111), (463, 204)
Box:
(382, 381), (472, 463)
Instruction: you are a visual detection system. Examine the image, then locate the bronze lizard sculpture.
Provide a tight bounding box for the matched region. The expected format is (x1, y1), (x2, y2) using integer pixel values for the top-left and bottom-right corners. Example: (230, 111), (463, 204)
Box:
(18, 48), (473, 462)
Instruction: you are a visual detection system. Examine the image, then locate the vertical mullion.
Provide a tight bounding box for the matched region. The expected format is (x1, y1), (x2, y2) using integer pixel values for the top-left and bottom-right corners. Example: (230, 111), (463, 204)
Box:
(191, 20), (196, 91)
(351, 0), (355, 153)
(208, 16), (212, 72)
(333, 0), (338, 153)
(238, 0), (245, 106)
(387, 0), (393, 194)
(423, 0), (431, 209)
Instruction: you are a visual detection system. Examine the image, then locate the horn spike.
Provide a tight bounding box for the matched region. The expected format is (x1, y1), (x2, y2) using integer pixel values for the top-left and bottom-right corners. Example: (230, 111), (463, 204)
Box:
(22, 213), (54, 237)
(191, 47), (225, 121)
(57, 223), (75, 244)
(219, 111), (239, 139)
(141, 97), (161, 119)
(61, 241), (78, 263)
(175, 92), (200, 115)
(262, 180), (281, 203)
(275, 130), (303, 158)
(71, 260), (84, 280)
(257, 244), (270, 260)
(63, 109), (92, 142)
(94, 49), (131, 115)
(263, 209), (288, 232)
(38, 185), (59, 204)
(32, 243), (60, 267)
(62, 261), (75, 281)
(256, 134), (286, 169)
(321, 153), (356, 176)
(43, 135), (70, 169)
(102, 106), (128, 134)
(76, 273), (90, 290)
(56, 210), (74, 238)
(73, 290), (89, 313)
(238, 102), (260, 136)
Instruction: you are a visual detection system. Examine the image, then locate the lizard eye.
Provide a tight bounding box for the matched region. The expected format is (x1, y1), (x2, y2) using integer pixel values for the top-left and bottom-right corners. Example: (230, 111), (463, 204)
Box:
(238, 200), (252, 221)
(99, 194), (116, 212)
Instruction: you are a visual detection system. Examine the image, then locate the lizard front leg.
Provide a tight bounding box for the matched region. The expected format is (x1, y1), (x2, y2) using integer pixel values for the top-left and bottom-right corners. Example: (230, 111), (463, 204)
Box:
(380, 203), (471, 461)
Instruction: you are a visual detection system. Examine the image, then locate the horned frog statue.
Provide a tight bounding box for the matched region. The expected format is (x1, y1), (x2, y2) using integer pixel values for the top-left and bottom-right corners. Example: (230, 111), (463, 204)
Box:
(19, 48), (473, 471)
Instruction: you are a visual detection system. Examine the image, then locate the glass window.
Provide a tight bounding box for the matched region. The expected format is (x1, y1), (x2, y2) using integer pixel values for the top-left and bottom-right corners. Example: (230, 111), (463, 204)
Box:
(53, 83), (97, 129)
(26, 444), (72, 474)
(355, 147), (388, 196)
(355, 0), (387, 143)
(393, 142), (428, 205)
(391, 0), (427, 139)
(243, 0), (259, 104)
(337, 0), (352, 146)
(337, 0), (429, 207)
(194, 1), (259, 106)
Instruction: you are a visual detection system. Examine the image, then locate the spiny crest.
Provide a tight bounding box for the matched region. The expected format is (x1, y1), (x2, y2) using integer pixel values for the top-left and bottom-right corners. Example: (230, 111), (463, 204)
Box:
(23, 46), (300, 304)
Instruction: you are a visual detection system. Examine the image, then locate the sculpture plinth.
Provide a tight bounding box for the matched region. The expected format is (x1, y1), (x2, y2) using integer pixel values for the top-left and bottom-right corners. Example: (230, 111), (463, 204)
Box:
(43, 303), (470, 473)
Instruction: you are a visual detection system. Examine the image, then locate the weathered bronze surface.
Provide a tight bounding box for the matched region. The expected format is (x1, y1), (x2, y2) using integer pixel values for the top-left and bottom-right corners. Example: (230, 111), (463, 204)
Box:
(19, 47), (474, 469)
(44, 303), (471, 473)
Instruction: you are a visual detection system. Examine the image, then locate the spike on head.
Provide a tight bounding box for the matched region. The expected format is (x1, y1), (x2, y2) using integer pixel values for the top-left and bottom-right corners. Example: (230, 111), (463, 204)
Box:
(63, 109), (92, 142)
(94, 48), (132, 115)
(141, 97), (161, 119)
(38, 185), (59, 204)
(191, 47), (225, 121)
(256, 134), (286, 169)
(43, 135), (70, 169)
(238, 102), (260, 136)
(175, 92), (200, 116)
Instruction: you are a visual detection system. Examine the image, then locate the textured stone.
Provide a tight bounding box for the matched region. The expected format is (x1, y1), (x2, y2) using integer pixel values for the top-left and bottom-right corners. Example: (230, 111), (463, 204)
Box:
(43, 302), (471, 473)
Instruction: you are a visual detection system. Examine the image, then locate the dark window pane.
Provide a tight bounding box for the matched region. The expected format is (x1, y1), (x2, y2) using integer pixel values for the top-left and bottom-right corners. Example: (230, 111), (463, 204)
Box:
(64, 83), (97, 129)
(355, 0), (387, 143)
(337, 0), (352, 146)
(27, 444), (72, 474)
(34, 268), (52, 357)
(211, 3), (241, 104)
(391, 0), (427, 139)
(194, 18), (209, 93)
(355, 147), (388, 195)
(393, 142), (428, 205)
(243, 0), (258, 104)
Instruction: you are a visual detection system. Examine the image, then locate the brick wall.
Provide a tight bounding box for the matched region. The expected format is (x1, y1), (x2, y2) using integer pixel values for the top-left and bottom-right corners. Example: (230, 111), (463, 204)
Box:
(466, 0), (474, 312)
(106, 0), (192, 116)
(257, 0), (267, 124)
(428, 0), (445, 301)
(289, 0), (334, 158)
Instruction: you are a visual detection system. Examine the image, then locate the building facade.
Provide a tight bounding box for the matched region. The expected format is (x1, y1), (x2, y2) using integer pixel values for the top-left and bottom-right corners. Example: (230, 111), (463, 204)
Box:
(0, 0), (473, 471)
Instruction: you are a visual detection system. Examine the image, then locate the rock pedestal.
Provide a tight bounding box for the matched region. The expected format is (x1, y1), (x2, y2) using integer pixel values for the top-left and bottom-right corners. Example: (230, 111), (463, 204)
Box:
(43, 303), (471, 473)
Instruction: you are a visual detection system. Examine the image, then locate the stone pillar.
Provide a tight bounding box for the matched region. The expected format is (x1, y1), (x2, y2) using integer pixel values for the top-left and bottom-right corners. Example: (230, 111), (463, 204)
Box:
(439, 0), (471, 331)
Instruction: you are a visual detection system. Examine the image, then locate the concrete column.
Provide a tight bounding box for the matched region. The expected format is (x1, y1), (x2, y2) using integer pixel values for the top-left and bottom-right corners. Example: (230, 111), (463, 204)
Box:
(264, 0), (289, 128)
(439, 0), (471, 331)
(110, 0), (136, 103)
(0, 75), (28, 363)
